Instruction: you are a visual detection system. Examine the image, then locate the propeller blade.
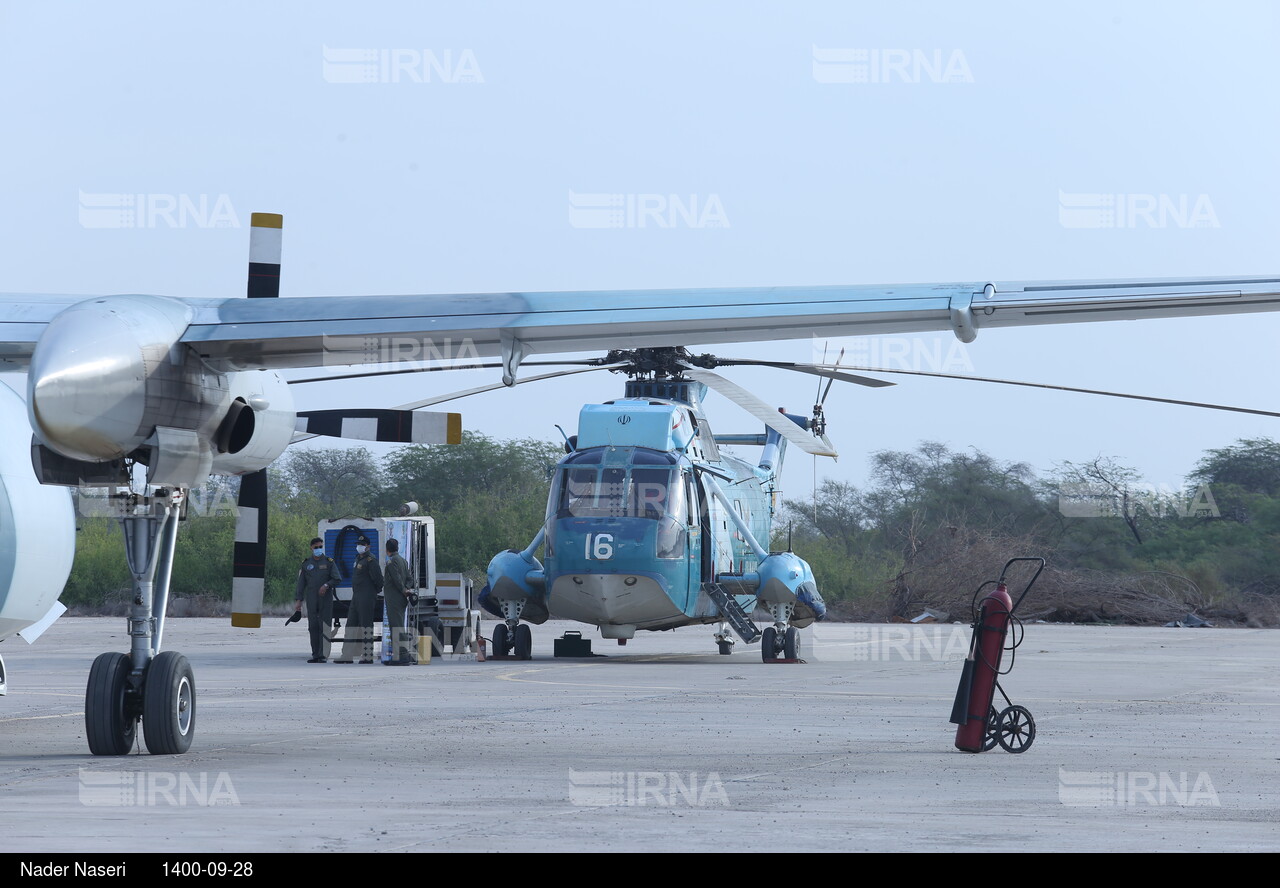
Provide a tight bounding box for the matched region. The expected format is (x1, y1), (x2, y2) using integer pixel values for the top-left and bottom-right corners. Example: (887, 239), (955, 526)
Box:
(821, 366), (1280, 418)
(679, 366), (838, 458)
(246, 213), (283, 299)
(231, 214), (281, 629)
(231, 469), (268, 629)
(714, 359), (894, 388)
(295, 409), (462, 444)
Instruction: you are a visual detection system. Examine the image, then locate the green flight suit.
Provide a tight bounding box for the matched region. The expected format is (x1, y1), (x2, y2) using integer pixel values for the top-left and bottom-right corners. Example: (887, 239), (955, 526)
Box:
(296, 554), (341, 660)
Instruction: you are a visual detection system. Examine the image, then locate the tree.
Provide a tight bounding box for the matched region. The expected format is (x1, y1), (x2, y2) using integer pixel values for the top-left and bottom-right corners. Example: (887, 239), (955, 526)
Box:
(1189, 438), (1280, 496)
(275, 447), (384, 518)
(378, 433), (563, 515)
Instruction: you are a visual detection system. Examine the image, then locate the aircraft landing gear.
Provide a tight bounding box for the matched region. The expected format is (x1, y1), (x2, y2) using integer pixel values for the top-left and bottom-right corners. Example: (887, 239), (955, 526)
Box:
(492, 600), (532, 660)
(85, 489), (195, 756)
(761, 603), (802, 663)
(713, 622), (734, 655)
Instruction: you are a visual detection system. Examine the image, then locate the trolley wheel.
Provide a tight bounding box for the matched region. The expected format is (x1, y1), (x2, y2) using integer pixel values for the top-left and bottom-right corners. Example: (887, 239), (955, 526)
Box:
(783, 627), (799, 660)
(760, 626), (777, 662)
(514, 624), (532, 660)
(997, 705), (1035, 753)
(981, 706), (1000, 752)
(493, 623), (511, 657)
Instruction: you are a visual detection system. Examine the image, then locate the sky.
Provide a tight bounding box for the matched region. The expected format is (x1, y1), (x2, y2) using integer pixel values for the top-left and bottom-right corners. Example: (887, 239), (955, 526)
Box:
(2, 1), (1279, 510)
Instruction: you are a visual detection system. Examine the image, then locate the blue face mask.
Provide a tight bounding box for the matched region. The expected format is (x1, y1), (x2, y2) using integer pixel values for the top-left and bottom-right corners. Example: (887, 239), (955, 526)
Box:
(356, 545), (367, 555)
(312, 548), (324, 557)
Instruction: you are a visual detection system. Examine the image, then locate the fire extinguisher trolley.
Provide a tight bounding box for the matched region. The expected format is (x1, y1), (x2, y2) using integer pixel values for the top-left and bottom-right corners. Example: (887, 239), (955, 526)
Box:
(950, 557), (1044, 753)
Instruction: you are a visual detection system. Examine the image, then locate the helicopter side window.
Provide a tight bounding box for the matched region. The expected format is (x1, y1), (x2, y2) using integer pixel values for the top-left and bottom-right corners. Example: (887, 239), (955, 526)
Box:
(630, 468), (670, 519)
(561, 467), (598, 517)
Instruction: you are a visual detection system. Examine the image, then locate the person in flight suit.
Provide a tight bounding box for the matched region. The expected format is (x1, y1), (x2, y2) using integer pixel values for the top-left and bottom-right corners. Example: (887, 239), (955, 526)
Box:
(335, 535), (383, 664)
(294, 537), (342, 663)
(383, 537), (414, 665)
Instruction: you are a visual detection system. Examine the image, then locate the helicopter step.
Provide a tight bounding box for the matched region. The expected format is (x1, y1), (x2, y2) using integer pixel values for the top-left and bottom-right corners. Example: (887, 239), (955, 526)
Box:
(704, 583), (761, 643)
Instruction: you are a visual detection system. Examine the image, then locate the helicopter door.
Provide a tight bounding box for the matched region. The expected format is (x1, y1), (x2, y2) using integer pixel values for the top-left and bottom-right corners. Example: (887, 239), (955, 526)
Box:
(681, 471), (702, 594)
(693, 474), (713, 590)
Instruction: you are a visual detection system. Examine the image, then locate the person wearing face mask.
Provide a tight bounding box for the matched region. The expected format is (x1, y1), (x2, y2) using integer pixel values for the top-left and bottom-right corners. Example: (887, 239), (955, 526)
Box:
(383, 537), (415, 665)
(335, 535), (383, 664)
(294, 537), (342, 663)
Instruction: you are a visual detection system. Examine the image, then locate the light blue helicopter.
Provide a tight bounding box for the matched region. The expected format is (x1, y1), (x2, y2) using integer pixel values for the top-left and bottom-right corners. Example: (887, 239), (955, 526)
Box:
(481, 346), (893, 660)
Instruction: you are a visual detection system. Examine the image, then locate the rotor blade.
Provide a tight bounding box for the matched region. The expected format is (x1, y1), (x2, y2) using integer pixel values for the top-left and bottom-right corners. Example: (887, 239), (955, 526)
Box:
(713, 359), (894, 388)
(679, 367), (838, 458)
(815, 342), (829, 405)
(231, 469), (268, 629)
(286, 359), (605, 385)
(393, 363), (627, 411)
(295, 409), (463, 444)
(818, 347), (846, 407)
(820, 365), (1280, 418)
(289, 363), (628, 446)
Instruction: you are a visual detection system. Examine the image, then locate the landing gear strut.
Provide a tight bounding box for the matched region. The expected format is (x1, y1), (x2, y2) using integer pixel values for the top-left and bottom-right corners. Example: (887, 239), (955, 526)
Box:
(713, 621), (734, 655)
(492, 599), (532, 660)
(85, 489), (196, 755)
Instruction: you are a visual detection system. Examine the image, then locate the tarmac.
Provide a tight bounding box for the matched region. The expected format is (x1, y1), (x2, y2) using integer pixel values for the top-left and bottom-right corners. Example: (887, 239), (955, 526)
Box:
(0, 615), (1277, 855)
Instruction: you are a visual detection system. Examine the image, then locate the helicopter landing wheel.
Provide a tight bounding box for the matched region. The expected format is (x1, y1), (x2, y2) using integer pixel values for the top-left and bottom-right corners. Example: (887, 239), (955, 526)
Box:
(513, 624), (532, 660)
(783, 627), (799, 660)
(997, 705), (1035, 753)
(760, 626), (777, 662)
(492, 623), (512, 657)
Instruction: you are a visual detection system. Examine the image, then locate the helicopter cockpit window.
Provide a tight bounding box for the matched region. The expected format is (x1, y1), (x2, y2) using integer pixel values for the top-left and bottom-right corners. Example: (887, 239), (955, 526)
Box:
(555, 451), (686, 522)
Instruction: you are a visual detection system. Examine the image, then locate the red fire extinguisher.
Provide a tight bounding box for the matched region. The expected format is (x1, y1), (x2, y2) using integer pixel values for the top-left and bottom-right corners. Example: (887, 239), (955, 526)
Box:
(951, 581), (1013, 752)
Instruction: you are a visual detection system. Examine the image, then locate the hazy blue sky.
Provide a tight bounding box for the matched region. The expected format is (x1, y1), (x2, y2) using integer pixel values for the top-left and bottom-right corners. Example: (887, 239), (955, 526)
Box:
(3, 1), (1278, 506)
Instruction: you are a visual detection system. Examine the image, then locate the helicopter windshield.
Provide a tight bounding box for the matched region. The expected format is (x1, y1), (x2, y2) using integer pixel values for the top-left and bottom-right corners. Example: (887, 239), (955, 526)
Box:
(555, 449), (685, 521)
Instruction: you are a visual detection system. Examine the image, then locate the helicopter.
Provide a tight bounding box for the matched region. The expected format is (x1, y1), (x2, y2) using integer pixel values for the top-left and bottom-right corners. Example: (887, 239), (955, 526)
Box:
(476, 345), (892, 661)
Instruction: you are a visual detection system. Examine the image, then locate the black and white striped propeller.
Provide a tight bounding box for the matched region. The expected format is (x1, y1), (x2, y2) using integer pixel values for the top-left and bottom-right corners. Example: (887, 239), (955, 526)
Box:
(230, 215), (463, 628)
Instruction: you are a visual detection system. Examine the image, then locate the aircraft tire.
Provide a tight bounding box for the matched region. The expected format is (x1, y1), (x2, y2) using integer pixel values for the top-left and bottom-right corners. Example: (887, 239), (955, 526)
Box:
(783, 627), (799, 660)
(514, 624), (532, 660)
(86, 652), (137, 756)
(143, 651), (196, 755)
(717, 640), (732, 655)
(761, 626), (777, 662)
(493, 622), (511, 656)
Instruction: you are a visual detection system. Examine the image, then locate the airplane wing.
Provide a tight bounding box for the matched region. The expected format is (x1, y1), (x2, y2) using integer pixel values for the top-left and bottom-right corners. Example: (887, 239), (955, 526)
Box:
(4, 275), (1280, 373)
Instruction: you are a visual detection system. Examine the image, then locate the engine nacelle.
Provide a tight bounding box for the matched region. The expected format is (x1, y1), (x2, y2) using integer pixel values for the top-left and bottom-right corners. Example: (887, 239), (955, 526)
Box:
(27, 295), (294, 486)
(0, 381), (75, 640)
